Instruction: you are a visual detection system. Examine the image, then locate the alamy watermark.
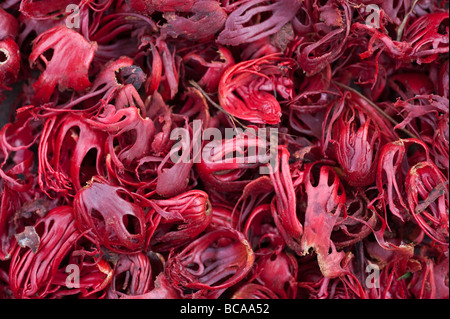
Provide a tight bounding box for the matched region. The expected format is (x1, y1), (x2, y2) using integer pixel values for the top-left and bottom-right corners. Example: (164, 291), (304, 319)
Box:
(65, 4), (80, 29)
(65, 264), (80, 289)
(365, 264), (380, 289)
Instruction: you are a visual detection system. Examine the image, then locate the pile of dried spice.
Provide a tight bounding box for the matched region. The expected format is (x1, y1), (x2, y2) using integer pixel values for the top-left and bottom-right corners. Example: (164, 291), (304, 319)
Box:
(0, 0), (448, 299)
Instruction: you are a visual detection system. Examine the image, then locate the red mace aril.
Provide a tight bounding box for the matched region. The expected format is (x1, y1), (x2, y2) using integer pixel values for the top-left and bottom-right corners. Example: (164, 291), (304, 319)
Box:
(334, 59), (387, 102)
(154, 119), (201, 197)
(149, 190), (212, 252)
(119, 273), (180, 299)
(177, 87), (211, 127)
(331, 194), (377, 249)
(389, 72), (434, 100)
(353, 11), (449, 64)
(165, 227), (254, 293)
(234, 175), (274, 231)
(0, 268), (9, 298)
(0, 108), (43, 260)
(9, 206), (111, 298)
(144, 92), (174, 156)
(321, 91), (396, 175)
(61, 56), (147, 115)
(0, 13), (19, 102)
(432, 113), (449, 174)
(288, 80), (339, 140)
(438, 60), (449, 99)
(128, 0), (195, 14)
(402, 12), (449, 64)
(136, 35), (180, 101)
(0, 188), (50, 262)
(366, 256), (414, 299)
(393, 95), (448, 140)
(135, 37), (162, 97)
(49, 244), (113, 299)
(73, 177), (149, 253)
(351, 22), (410, 62)
(0, 106), (39, 194)
(218, 53), (296, 124)
(405, 161), (449, 245)
(208, 203), (237, 230)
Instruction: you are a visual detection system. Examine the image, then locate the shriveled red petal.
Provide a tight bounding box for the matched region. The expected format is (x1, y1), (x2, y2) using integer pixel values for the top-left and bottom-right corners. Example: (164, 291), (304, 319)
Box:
(20, 0), (82, 20)
(128, 0), (195, 13)
(85, 104), (155, 168)
(269, 146), (302, 250)
(9, 206), (80, 298)
(406, 161), (449, 245)
(120, 273), (180, 299)
(0, 8), (19, 40)
(300, 163), (347, 278)
(0, 38), (21, 90)
(196, 128), (270, 194)
(252, 250), (298, 298)
(403, 12), (449, 64)
(106, 253), (153, 298)
(38, 114), (108, 196)
(166, 227), (254, 292)
(333, 104), (381, 187)
(231, 283), (279, 299)
(373, 138), (430, 223)
(150, 190), (212, 251)
(182, 45), (235, 94)
(293, 1), (351, 76)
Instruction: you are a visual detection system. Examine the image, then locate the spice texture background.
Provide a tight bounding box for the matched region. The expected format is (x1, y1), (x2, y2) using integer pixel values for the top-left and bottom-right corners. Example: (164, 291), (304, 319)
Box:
(0, 0), (449, 300)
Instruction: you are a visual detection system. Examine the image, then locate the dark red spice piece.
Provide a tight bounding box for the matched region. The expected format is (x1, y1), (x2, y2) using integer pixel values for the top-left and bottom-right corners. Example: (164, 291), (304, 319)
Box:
(0, 0), (448, 301)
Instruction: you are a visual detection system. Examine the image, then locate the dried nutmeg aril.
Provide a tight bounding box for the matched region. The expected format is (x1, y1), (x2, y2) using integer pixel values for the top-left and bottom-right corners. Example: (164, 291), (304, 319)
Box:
(0, 0), (448, 300)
